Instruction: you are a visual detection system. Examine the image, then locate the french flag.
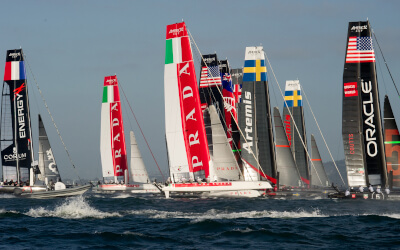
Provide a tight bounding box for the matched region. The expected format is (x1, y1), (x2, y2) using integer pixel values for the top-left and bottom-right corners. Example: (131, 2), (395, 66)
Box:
(4, 61), (26, 81)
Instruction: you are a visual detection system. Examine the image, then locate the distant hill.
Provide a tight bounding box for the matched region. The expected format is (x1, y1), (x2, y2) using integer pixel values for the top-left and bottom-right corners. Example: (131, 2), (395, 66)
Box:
(324, 159), (347, 188)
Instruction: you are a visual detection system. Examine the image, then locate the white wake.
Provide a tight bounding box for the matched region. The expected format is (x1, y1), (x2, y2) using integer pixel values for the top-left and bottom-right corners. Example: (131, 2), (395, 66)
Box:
(25, 196), (121, 219)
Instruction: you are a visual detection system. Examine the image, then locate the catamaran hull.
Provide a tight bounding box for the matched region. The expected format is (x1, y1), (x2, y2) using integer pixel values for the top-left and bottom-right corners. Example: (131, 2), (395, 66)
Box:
(328, 191), (391, 200)
(16, 184), (92, 199)
(267, 188), (330, 199)
(0, 185), (47, 194)
(161, 181), (272, 198)
(201, 190), (263, 198)
(96, 183), (160, 193)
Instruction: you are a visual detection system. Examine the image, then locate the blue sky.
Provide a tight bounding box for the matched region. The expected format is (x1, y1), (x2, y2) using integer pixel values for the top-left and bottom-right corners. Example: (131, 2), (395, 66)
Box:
(1, 0), (400, 180)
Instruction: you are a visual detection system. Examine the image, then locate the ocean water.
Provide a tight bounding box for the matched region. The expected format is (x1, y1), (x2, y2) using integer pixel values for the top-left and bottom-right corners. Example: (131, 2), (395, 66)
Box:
(1, 192), (400, 249)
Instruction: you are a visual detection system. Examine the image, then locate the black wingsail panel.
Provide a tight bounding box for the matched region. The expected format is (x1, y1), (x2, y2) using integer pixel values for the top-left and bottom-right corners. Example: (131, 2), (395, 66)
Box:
(282, 80), (310, 185)
(239, 46), (276, 183)
(384, 96), (400, 187)
(342, 21), (387, 187)
(1, 49), (33, 183)
(199, 54), (223, 157)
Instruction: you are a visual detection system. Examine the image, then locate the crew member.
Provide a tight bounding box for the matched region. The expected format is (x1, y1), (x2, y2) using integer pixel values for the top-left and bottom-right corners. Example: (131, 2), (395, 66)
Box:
(359, 186), (364, 193)
(369, 184), (374, 193)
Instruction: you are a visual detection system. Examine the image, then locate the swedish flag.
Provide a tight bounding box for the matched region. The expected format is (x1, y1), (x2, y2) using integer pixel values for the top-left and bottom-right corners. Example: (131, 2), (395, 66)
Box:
(284, 90), (302, 107)
(243, 59), (267, 82)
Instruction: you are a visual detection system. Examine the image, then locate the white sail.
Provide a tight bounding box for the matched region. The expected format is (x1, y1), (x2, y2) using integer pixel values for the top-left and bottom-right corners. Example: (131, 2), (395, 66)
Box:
(100, 102), (114, 178)
(209, 105), (241, 181)
(164, 63), (192, 181)
(130, 131), (150, 183)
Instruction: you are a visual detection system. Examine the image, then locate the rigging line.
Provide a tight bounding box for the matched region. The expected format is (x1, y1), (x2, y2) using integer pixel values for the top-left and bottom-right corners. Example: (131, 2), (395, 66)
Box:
(264, 51), (322, 187)
(118, 81), (165, 181)
(24, 54), (82, 183)
(372, 31), (399, 98)
(191, 43), (250, 182)
(301, 86), (346, 186)
(376, 54), (388, 95)
(188, 31), (253, 182)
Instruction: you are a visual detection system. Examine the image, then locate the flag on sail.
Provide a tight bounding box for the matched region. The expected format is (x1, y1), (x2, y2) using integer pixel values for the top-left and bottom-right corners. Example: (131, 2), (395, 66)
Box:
(243, 59), (267, 82)
(200, 65), (222, 87)
(165, 27), (192, 64)
(284, 83), (303, 107)
(234, 84), (242, 103)
(345, 36), (375, 63)
(4, 61), (26, 81)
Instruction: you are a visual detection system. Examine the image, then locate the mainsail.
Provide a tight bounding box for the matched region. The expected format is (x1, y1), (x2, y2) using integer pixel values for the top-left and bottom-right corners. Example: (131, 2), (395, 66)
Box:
(209, 104), (241, 181)
(130, 131), (150, 183)
(282, 80), (310, 185)
(273, 107), (302, 187)
(100, 75), (128, 182)
(310, 134), (329, 187)
(164, 22), (211, 181)
(384, 95), (400, 187)
(1, 49), (34, 183)
(38, 114), (61, 183)
(342, 20), (387, 187)
(238, 46), (276, 182)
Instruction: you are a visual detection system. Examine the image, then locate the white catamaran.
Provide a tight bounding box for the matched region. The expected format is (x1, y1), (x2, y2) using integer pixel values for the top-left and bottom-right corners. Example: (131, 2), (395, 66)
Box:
(97, 75), (159, 193)
(160, 22), (272, 198)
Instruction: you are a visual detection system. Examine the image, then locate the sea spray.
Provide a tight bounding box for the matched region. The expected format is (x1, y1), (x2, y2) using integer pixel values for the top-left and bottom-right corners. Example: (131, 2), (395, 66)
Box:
(25, 195), (121, 219)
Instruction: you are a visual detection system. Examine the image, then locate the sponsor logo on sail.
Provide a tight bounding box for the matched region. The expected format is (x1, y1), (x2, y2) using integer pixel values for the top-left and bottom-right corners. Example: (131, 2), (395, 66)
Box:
(344, 82), (358, 97)
(106, 78), (116, 84)
(351, 25), (368, 32)
(14, 83), (26, 138)
(3, 147), (26, 161)
(361, 79), (377, 157)
(168, 27), (184, 35)
(284, 115), (292, 146)
(349, 133), (355, 154)
(203, 57), (215, 64)
(242, 91), (253, 153)
(9, 52), (21, 59)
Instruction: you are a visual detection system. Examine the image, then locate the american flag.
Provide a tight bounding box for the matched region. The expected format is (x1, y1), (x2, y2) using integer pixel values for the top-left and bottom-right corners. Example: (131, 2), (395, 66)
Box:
(234, 84), (242, 103)
(200, 66), (222, 87)
(346, 36), (375, 63)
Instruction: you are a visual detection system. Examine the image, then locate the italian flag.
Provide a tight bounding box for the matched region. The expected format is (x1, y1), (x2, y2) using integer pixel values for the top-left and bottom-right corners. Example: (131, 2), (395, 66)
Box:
(102, 85), (119, 103)
(165, 36), (192, 65)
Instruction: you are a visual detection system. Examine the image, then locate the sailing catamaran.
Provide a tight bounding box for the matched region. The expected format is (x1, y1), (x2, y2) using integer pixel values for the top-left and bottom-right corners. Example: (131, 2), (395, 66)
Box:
(282, 80), (310, 187)
(160, 22), (272, 198)
(0, 49), (91, 198)
(329, 20), (389, 199)
(97, 75), (158, 193)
